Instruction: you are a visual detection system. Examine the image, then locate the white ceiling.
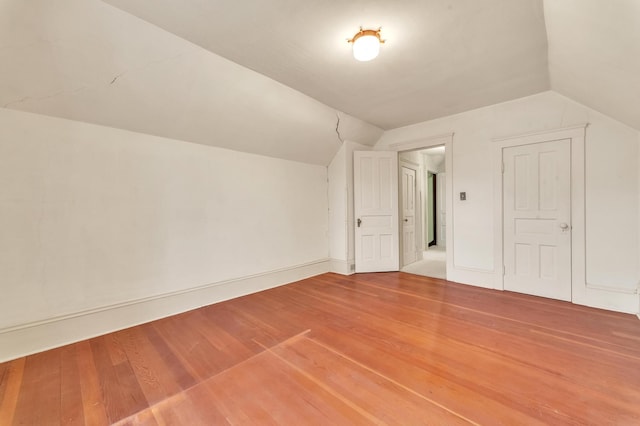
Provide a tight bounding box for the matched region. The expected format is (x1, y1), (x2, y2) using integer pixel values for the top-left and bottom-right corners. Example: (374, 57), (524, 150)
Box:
(544, 0), (640, 131)
(0, 0), (638, 166)
(0, 0), (382, 166)
(102, 0), (551, 130)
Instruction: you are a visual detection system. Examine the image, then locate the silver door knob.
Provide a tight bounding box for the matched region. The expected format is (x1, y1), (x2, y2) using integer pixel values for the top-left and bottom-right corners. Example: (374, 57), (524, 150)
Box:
(559, 223), (570, 230)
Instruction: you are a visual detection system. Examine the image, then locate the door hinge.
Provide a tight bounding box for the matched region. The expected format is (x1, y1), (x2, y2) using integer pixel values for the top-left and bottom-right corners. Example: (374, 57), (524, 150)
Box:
(501, 162), (505, 174)
(502, 265), (506, 276)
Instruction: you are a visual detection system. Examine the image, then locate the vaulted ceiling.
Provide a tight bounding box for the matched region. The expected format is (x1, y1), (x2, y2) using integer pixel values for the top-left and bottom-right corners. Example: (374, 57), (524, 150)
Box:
(0, 0), (637, 165)
(544, 0), (640, 132)
(101, 0), (550, 130)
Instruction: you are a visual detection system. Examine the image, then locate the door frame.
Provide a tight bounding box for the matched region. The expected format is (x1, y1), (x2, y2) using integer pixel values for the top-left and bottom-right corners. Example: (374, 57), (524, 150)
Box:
(426, 171), (436, 248)
(385, 133), (454, 278)
(435, 171), (446, 248)
(492, 124), (587, 301)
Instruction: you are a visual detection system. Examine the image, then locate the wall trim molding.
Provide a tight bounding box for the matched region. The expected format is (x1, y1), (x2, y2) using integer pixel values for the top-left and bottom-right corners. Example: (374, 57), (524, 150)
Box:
(399, 158), (420, 167)
(586, 283), (638, 295)
(453, 265), (495, 274)
(447, 267), (495, 290)
(387, 133), (454, 152)
(0, 259), (330, 362)
(492, 124), (590, 143)
(330, 258), (355, 275)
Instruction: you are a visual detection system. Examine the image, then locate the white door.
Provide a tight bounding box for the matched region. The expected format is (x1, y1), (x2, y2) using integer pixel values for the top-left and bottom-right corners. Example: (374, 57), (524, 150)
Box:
(401, 166), (417, 266)
(503, 139), (572, 301)
(436, 172), (446, 247)
(354, 151), (399, 272)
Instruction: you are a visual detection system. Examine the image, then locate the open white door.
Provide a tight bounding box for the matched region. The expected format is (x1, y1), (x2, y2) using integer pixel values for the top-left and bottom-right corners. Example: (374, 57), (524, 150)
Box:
(401, 166), (417, 266)
(354, 151), (399, 272)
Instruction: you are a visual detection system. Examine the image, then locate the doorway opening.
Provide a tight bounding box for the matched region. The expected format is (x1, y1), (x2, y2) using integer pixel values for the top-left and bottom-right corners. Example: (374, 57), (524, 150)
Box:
(352, 133), (452, 276)
(399, 146), (447, 279)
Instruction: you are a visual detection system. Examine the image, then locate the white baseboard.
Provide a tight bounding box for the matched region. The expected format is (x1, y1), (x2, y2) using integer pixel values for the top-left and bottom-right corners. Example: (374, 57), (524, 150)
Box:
(0, 259), (330, 363)
(572, 286), (639, 315)
(447, 266), (496, 290)
(330, 258), (355, 275)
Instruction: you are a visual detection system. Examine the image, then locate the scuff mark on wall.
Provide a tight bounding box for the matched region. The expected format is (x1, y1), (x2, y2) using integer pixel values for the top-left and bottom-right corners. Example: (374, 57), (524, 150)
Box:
(2, 87), (88, 109)
(335, 112), (344, 144)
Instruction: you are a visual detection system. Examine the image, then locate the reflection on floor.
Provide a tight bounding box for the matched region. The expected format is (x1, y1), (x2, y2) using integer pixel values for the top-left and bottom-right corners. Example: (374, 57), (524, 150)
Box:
(401, 246), (446, 279)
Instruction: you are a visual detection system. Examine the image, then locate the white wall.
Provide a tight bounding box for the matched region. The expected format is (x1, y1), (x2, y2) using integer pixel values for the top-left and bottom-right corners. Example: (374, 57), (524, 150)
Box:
(328, 144), (347, 267)
(584, 118), (638, 289)
(376, 91), (639, 313)
(0, 108), (330, 361)
(424, 153), (445, 173)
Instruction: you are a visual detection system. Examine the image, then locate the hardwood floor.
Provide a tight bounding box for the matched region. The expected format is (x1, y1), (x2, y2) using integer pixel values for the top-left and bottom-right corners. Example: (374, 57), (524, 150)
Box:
(1, 272), (640, 425)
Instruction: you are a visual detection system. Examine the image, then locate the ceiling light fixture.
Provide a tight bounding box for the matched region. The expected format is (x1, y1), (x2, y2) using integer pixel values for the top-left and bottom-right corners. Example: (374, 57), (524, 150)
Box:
(348, 27), (384, 61)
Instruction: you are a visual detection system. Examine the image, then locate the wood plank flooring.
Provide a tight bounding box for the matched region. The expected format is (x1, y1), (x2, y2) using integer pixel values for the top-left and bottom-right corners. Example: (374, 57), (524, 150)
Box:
(2, 272), (640, 424)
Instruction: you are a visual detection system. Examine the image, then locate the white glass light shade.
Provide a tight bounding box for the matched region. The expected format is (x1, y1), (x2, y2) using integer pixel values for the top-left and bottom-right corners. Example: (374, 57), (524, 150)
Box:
(352, 34), (380, 61)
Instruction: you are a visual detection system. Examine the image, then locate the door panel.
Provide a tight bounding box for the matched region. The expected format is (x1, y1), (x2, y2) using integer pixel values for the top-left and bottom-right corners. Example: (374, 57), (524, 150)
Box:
(503, 139), (571, 301)
(354, 151), (399, 272)
(401, 166), (416, 266)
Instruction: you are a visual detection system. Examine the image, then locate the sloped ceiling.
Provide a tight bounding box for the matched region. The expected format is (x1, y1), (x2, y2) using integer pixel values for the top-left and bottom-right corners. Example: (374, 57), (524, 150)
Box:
(0, 0), (382, 166)
(544, 0), (640, 131)
(0, 0), (637, 167)
(102, 0), (550, 130)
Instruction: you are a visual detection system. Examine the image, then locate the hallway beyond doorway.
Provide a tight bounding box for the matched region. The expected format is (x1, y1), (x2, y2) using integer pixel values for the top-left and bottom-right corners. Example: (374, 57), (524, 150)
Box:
(401, 247), (446, 279)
